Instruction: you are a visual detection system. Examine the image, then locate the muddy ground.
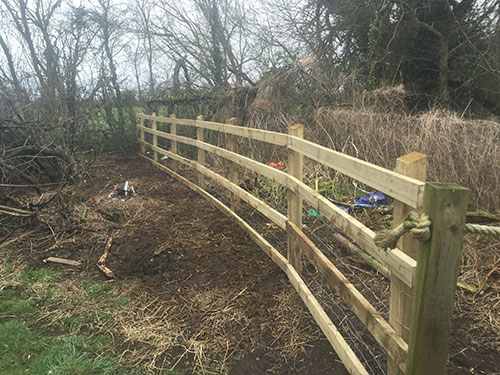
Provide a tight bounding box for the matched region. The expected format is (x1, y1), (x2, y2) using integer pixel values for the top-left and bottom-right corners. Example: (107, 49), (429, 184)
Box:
(2, 155), (499, 374)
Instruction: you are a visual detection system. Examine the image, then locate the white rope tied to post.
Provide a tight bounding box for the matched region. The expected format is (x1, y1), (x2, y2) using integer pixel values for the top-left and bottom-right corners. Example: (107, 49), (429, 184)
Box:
(374, 211), (431, 250)
(375, 212), (500, 251)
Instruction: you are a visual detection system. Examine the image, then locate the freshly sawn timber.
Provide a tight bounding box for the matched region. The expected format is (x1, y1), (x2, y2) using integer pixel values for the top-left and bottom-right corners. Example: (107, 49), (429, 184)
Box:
(137, 113), (424, 208)
(388, 152), (427, 375)
(152, 112), (158, 162)
(226, 117), (240, 211)
(196, 115), (205, 187)
(137, 114), (471, 375)
(287, 136), (425, 208)
(287, 124), (304, 272)
(406, 182), (469, 375)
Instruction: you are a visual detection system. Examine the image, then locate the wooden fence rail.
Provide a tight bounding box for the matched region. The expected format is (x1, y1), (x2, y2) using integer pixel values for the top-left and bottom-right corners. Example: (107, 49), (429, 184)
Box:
(137, 112), (469, 375)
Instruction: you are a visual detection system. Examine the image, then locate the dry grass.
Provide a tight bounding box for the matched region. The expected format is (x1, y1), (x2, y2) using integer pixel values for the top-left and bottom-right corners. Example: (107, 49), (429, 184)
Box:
(266, 289), (322, 362)
(239, 69), (500, 213)
(21, 276), (321, 374)
(456, 234), (500, 352)
(303, 108), (500, 213)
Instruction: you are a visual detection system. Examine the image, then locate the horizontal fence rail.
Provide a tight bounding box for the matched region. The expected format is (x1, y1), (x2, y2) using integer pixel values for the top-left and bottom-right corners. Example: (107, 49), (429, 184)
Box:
(137, 112), (467, 375)
(139, 114), (425, 205)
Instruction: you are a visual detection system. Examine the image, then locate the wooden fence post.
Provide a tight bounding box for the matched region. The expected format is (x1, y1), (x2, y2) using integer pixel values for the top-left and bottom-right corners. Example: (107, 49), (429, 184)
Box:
(152, 112), (158, 162)
(227, 117), (240, 211)
(388, 152), (427, 375)
(288, 124), (304, 272)
(170, 113), (177, 154)
(169, 114), (177, 171)
(196, 115), (205, 187)
(406, 182), (469, 375)
(139, 114), (145, 154)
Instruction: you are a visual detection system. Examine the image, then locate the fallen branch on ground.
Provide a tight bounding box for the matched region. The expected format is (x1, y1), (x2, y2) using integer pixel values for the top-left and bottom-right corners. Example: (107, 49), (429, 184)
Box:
(97, 233), (117, 279)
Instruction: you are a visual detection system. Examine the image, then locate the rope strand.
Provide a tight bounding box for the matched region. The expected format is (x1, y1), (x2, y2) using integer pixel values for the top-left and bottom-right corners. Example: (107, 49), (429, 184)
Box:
(374, 211), (500, 251)
(465, 223), (500, 237)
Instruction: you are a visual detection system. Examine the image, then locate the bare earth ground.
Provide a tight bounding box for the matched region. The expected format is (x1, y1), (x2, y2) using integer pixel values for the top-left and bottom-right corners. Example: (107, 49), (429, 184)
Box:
(2, 155), (499, 374)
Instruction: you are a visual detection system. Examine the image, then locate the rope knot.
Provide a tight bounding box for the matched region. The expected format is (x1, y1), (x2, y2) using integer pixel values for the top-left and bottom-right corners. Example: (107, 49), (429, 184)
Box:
(374, 211), (431, 251)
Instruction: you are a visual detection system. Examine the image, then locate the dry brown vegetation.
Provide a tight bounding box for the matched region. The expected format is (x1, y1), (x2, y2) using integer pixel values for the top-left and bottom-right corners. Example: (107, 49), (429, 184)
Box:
(309, 108), (500, 212)
(219, 70), (500, 214)
(457, 233), (500, 350)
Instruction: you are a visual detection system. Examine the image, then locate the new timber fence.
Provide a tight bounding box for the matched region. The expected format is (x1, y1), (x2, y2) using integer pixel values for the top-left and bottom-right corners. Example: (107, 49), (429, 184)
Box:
(137, 112), (469, 375)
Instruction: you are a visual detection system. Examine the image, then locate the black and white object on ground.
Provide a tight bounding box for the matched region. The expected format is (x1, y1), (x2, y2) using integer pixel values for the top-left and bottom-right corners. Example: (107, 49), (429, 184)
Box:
(109, 181), (135, 200)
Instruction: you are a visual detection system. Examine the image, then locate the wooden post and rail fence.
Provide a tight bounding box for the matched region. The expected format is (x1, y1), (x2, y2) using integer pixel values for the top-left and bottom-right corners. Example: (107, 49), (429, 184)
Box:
(137, 112), (469, 375)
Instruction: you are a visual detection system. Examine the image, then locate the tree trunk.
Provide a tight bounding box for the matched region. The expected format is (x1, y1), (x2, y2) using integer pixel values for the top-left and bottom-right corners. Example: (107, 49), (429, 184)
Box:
(438, 36), (450, 105)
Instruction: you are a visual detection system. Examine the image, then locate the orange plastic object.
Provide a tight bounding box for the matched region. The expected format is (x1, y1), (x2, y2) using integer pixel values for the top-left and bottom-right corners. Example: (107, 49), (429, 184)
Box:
(268, 161), (285, 170)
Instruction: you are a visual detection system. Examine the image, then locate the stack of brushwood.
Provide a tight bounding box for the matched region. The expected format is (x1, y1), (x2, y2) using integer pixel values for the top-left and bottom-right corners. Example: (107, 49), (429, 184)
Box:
(0, 118), (77, 232)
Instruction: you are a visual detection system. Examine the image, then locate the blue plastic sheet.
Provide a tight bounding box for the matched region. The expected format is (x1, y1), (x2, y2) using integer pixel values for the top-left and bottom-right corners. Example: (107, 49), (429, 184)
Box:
(353, 192), (388, 208)
(308, 192), (388, 219)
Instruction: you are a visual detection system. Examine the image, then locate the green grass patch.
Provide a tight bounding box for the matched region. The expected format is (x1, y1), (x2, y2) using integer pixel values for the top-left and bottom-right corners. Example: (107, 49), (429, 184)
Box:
(83, 280), (111, 298)
(0, 286), (36, 317)
(61, 312), (97, 331)
(0, 265), (142, 373)
(117, 296), (131, 306)
(21, 266), (57, 283)
(1, 262), (14, 274)
(59, 310), (111, 333)
(0, 320), (127, 375)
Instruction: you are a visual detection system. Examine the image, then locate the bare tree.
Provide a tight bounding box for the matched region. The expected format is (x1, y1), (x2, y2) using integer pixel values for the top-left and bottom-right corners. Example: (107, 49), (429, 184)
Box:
(150, 0), (259, 89)
(0, 0), (101, 195)
(94, 0), (126, 128)
(132, 0), (157, 98)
